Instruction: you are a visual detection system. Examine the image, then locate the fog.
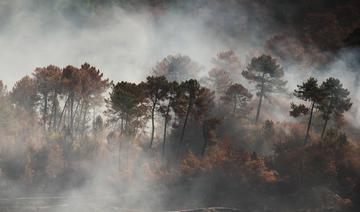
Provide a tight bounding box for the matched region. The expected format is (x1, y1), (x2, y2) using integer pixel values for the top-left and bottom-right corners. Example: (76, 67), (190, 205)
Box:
(0, 0), (257, 86)
(1, 1), (360, 211)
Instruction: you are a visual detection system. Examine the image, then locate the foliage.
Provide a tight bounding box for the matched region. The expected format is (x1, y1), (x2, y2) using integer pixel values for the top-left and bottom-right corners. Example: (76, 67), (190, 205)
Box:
(242, 55), (287, 123)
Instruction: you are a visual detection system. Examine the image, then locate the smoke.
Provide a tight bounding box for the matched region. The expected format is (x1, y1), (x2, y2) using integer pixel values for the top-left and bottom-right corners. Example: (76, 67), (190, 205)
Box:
(0, 0), (263, 87)
(1, 1), (360, 211)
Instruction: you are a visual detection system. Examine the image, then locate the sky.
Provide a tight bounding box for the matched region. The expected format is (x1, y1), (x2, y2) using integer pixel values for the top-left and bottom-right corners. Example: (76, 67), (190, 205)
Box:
(1, 0), (360, 126)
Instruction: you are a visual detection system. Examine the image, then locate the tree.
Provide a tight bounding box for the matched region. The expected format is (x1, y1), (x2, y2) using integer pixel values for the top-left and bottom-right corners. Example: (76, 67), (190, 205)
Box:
(59, 65), (81, 134)
(11, 76), (39, 112)
(318, 77), (352, 138)
(290, 77), (323, 144)
(0, 80), (7, 97)
(192, 87), (219, 156)
(106, 81), (147, 136)
(142, 76), (168, 148)
(222, 83), (252, 116)
(55, 63), (109, 135)
(106, 81), (147, 170)
(242, 55), (287, 123)
(176, 79), (201, 160)
(152, 54), (201, 82)
(158, 81), (179, 157)
(33, 65), (62, 131)
(76, 63), (109, 134)
(205, 50), (243, 99)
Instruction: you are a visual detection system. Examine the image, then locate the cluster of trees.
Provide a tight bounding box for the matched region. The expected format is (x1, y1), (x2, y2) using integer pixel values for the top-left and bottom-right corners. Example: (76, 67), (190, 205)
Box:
(0, 51), (354, 165)
(0, 50), (358, 211)
(10, 63), (109, 137)
(105, 53), (292, 160)
(3, 51), (352, 160)
(291, 77), (352, 143)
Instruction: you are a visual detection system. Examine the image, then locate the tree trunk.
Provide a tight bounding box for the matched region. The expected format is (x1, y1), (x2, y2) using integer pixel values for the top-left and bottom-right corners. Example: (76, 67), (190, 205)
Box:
(43, 93), (48, 131)
(72, 100), (81, 136)
(176, 99), (192, 160)
(69, 93), (74, 136)
(120, 116), (124, 135)
(80, 104), (88, 134)
(304, 101), (315, 144)
(162, 103), (171, 157)
(255, 72), (266, 123)
(50, 92), (58, 130)
(321, 117), (329, 138)
(75, 101), (84, 133)
(201, 120), (209, 157)
(118, 134), (122, 171)
(149, 100), (157, 148)
(57, 94), (70, 130)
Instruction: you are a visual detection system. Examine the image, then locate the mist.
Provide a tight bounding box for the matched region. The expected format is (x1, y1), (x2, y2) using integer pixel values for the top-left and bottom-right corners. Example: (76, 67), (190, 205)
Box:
(0, 0), (262, 86)
(1, 1), (360, 212)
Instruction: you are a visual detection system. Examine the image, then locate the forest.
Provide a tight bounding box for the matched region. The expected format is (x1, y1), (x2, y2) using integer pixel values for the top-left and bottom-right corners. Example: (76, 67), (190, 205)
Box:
(1, 0), (360, 212)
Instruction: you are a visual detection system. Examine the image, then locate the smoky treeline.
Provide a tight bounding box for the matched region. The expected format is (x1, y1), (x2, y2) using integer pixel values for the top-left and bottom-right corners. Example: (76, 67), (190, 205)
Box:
(0, 50), (359, 212)
(1, 1), (360, 212)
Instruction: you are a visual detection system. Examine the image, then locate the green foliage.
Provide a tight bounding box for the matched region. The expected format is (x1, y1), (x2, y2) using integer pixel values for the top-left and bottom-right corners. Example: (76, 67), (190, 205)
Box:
(222, 83), (252, 116)
(318, 77), (352, 120)
(107, 81), (147, 135)
(293, 77), (322, 103)
(242, 55), (287, 122)
(290, 103), (309, 117)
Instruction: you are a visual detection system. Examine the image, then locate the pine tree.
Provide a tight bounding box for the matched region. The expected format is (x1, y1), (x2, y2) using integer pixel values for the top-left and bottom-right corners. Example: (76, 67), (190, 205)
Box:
(242, 55), (287, 123)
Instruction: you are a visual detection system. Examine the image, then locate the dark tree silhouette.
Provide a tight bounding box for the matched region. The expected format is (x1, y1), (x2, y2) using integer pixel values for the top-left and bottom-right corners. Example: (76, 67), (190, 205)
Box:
(106, 81), (147, 170)
(143, 76), (168, 148)
(242, 55), (287, 123)
(290, 77), (323, 144)
(175, 79), (201, 160)
(107, 81), (147, 136)
(222, 83), (252, 116)
(318, 77), (352, 138)
(33, 65), (62, 131)
(158, 81), (179, 157)
(192, 87), (219, 156)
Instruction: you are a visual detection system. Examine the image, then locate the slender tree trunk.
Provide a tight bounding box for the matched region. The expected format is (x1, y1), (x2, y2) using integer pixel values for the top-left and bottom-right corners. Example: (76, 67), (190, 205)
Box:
(118, 134), (122, 171)
(321, 102), (333, 138)
(321, 117), (329, 138)
(75, 101), (84, 133)
(50, 92), (58, 130)
(81, 104), (88, 134)
(57, 94), (70, 130)
(201, 120), (209, 157)
(176, 99), (192, 160)
(304, 101), (315, 144)
(162, 103), (171, 157)
(43, 93), (48, 131)
(149, 100), (157, 148)
(255, 72), (266, 123)
(69, 93), (74, 136)
(72, 99), (81, 136)
(120, 116), (124, 135)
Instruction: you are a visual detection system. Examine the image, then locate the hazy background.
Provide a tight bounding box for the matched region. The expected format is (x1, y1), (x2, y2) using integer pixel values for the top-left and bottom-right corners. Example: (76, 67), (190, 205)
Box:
(0, 1), (360, 211)
(1, 0), (359, 118)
